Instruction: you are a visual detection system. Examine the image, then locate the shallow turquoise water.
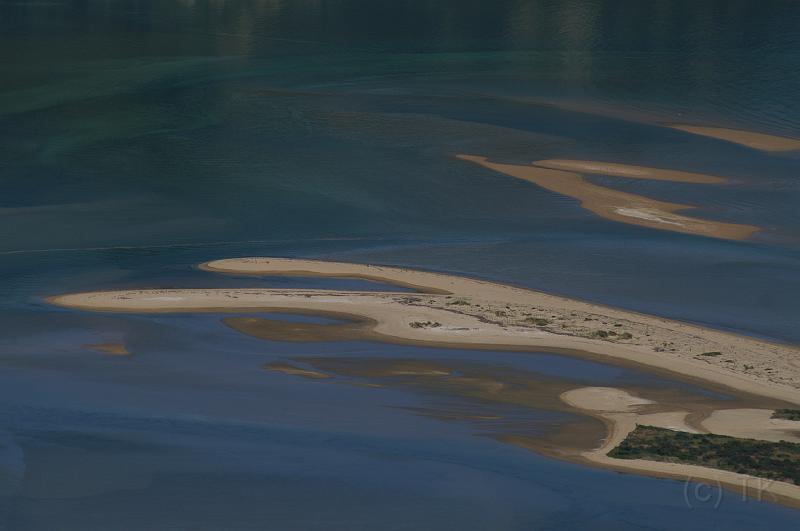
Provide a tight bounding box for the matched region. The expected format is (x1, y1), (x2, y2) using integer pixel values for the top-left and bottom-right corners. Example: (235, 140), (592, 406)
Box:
(1, 1), (800, 529)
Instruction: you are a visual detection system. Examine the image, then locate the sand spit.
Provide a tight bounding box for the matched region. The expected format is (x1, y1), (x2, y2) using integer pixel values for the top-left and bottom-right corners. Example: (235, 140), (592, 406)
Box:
(668, 124), (800, 152)
(562, 387), (800, 507)
(456, 155), (757, 241)
(533, 159), (725, 184)
(50, 257), (800, 406)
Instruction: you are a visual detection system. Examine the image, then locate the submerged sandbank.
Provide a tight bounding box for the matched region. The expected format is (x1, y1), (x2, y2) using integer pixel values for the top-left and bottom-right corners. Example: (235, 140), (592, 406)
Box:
(456, 155), (757, 241)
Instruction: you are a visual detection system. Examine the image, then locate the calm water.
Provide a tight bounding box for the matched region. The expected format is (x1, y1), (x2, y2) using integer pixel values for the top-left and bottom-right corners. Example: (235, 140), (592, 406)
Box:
(1, 1), (800, 529)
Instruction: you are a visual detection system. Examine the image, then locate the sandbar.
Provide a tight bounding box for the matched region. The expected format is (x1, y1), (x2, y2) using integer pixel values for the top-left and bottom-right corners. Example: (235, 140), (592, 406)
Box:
(456, 155), (757, 241)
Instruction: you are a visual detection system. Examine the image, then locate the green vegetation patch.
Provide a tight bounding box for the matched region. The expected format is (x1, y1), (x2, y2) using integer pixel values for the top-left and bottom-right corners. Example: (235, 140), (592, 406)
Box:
(773, 409), (800, 421)
(409, 321), (441, 329)
(609, 425), (800, 485)
(700, 351), (723, 357)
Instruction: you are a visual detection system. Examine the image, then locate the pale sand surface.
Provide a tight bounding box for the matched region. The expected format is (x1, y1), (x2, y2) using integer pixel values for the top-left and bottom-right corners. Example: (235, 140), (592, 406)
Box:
(668, 124), (800, 152)
(562, 387), (800, 506)
(559, 386), (653, 412)
(533, 159), (725, 184)
(85, 342), (130, 356)
(456, 155), (757, 241)
(702, 409), (800, 443)
(51, 257), (800, 405)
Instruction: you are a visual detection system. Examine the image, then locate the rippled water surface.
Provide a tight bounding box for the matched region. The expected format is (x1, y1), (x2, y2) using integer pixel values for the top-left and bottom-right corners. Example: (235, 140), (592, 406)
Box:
(1, 1), (800, 529)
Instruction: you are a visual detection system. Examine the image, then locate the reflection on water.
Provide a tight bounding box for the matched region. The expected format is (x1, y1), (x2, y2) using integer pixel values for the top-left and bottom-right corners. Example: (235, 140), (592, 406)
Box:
(2, 0), (800, 529)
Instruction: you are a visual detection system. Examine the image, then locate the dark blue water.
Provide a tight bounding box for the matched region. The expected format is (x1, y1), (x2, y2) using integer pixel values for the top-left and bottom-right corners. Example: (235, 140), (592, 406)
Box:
(2, 1), (800, 529)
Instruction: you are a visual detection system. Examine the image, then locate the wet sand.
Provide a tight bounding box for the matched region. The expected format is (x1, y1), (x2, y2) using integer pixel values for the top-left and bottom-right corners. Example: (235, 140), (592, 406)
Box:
(457, 155), (758, 240)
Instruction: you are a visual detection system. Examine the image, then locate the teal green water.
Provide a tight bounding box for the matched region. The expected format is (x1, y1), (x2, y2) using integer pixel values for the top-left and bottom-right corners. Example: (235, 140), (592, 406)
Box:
(1, 1), (800, 529)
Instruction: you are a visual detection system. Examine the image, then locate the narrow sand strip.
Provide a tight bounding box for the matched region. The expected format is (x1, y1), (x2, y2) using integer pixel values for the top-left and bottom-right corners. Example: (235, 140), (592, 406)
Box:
(457, 155), (757, 241)
(668, 124), (800, 152)
(50, 257), (800, 405)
